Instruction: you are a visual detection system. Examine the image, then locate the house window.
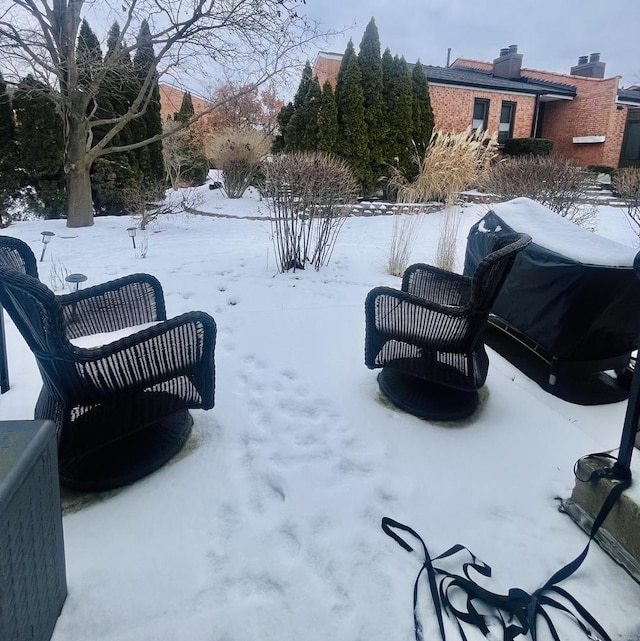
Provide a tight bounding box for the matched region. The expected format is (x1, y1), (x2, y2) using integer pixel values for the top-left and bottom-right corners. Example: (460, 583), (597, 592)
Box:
(498, 101), (516, 145)
(472, 99), (489, 132)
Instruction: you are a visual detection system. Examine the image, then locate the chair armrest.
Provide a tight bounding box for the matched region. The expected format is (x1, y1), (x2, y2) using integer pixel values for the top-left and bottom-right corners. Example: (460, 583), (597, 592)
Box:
(70, 311), (216, 402)
(58, 273), (167, 339)
(402, 263), (471, 305)
(365, 286), (475, 352)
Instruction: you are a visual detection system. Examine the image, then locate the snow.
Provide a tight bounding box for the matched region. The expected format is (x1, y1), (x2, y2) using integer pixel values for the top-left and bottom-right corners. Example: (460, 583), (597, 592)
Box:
(2, 189), (640, 641)
(490, 197), (639, 266)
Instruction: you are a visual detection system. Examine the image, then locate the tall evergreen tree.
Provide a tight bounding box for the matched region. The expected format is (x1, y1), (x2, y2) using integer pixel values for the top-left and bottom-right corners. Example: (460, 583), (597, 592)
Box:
(300, 77), (322, 150)
(13, 76), (66, 217)
(91, 20), (142, 216)
(317, 81), (338, 154)
(411, 60), (435, 161)
(335, 41), (368, 187)
(282, 61), (315, 151)
(272, 101), (294, 153)
(382, 53), (414, 178)
(357, 18), (385, 194)
(0, 72), (17, 224)
(132, 20), (164, 183)
(175, 92), (195, 122)
(76, 20), (102, 90)
(293, 61), (313, 109)
(0, 72), (15, 159)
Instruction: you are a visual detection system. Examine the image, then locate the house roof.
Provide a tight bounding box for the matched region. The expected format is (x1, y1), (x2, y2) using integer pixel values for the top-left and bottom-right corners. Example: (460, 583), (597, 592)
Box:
(420, 64), (577, 97)
(617, 87), (640, 106)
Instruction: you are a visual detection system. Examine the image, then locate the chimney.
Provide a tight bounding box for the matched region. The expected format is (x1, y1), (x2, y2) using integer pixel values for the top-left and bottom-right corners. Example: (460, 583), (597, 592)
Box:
(493, 44), (523, 79)
(570, 53), (606, 78)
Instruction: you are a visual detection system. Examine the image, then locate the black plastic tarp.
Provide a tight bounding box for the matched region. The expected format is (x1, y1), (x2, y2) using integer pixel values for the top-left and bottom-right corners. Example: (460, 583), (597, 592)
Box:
(464, 209), (640, 362)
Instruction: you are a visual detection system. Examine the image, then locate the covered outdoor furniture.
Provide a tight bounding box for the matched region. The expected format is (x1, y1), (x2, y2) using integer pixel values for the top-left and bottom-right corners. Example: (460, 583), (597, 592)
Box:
(0, 261), (216, 491)
(464, 198), (640, 402)
(365, 232), (531, 419)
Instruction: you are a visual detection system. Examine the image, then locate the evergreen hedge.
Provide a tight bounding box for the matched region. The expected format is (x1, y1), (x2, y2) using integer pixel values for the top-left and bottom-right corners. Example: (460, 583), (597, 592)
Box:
(503, 137), (553, 157)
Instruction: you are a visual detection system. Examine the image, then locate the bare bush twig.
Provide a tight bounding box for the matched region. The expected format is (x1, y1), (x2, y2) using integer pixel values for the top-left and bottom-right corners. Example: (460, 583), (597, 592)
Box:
(483, 156), (597, 229)
(124, 182), (202, 230)
(614, 168), (640, 237)
(49, 259), (70, 292)
(262, 152), (358, 272)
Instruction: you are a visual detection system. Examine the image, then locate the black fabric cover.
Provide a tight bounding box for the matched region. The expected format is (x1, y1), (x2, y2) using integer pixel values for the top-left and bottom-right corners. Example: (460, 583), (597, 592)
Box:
(464, 210), (640, 362)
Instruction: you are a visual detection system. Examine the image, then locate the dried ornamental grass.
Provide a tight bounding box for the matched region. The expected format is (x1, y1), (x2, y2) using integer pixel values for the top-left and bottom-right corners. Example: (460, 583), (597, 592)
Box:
(206, 128), (271, 198)
(388, 128), (498, 272)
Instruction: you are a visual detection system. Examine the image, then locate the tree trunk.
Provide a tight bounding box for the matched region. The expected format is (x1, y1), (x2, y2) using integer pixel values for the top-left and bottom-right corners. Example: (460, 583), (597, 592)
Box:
(65, 113), (95, 228)
(66, 164), (94, 227)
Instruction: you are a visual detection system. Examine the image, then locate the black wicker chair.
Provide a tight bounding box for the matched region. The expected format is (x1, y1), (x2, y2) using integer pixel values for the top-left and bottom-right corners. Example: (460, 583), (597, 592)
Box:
(0, 259), (216, 491)
(0, 236), (39, 392)
(365, 233), (531, 420)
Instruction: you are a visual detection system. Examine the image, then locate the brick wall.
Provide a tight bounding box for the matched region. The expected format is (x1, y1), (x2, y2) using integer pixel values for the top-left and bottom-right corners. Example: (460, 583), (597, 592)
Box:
(313, 56), (341, 90)
(429, 84), (536, 140)
(523, 71), (623, 167)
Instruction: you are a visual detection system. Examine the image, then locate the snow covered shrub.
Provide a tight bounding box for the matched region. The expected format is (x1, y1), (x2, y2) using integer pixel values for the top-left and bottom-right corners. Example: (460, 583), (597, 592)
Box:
(614, 168), (640, 235)
(389, 128), (498, 272)
(263, 152), (358, 272)
(206, 128), (270, 199)
(483, 156), (596, 229)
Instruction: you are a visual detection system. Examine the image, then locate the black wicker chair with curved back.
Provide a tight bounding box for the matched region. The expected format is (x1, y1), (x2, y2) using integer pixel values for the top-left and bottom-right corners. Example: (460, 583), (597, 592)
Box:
(365, 233), (531, 420)
(0, 238), (217, 491)
(0, 236), (39, 392)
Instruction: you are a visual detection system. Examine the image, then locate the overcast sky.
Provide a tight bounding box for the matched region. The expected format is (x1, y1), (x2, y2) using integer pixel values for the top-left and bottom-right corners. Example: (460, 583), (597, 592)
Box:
(301, 0), (639, 87)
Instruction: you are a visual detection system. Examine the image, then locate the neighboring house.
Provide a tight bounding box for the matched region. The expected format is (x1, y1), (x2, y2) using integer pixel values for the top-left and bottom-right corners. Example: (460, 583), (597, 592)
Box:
(159, 84), (213, 122)
(313, 47), (640, 168)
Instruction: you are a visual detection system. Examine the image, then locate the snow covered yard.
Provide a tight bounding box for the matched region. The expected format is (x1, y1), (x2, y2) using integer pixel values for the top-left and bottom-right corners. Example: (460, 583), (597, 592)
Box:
(2, 187), (640, 640)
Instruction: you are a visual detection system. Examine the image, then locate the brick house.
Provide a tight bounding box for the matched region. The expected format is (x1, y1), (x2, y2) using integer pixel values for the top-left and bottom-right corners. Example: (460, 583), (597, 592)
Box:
(159, 84), (213, 122)
(313, 47), (640, 168)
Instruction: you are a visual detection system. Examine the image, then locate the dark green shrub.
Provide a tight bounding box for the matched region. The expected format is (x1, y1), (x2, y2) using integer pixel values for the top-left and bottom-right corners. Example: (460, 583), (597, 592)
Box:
(503, 138), (553, 157)
(587, 165), (616, 176)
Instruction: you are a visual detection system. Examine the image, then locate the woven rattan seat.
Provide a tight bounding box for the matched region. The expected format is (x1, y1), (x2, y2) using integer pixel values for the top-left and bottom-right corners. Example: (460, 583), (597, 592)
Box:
(0, 238), (216, 491)
(365, 233), (531, 419)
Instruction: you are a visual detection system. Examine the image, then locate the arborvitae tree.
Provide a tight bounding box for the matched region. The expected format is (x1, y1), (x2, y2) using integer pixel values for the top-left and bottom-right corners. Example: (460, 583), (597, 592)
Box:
(411, 60), (435, 160)
(317, 81), (339, 154)
(357, 17), (385, 194)
(383, 53), (414, 178)
(91, 21), (141, 216)
(171, 91), (208, 185)
(175, 92), (195, 122)
(272, 101), (294, 153)
(300, 77), (321, 150)
(293, 61), (313, 109)
(132, 20), (164, 183)
(335, 42), (368, 188)
(0, 72), (17, 224)
(13, 76), (66, 217)
(76, 20), (102, 90)
(282, 61), (316, 151)
(0, 72), (15, 162)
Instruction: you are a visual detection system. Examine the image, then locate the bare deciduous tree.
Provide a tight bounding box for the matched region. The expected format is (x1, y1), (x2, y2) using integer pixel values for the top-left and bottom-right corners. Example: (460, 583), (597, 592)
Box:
(0, 1), (330, 227)
(162, 120), (207, 190)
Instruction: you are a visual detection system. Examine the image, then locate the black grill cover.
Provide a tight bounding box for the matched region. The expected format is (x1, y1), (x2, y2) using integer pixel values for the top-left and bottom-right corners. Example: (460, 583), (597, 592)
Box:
(464, 203), (640, 361)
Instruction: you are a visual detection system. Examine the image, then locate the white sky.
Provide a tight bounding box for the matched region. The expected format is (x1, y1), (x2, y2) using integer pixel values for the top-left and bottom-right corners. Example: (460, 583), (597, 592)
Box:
(302, 0), (640, 87)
